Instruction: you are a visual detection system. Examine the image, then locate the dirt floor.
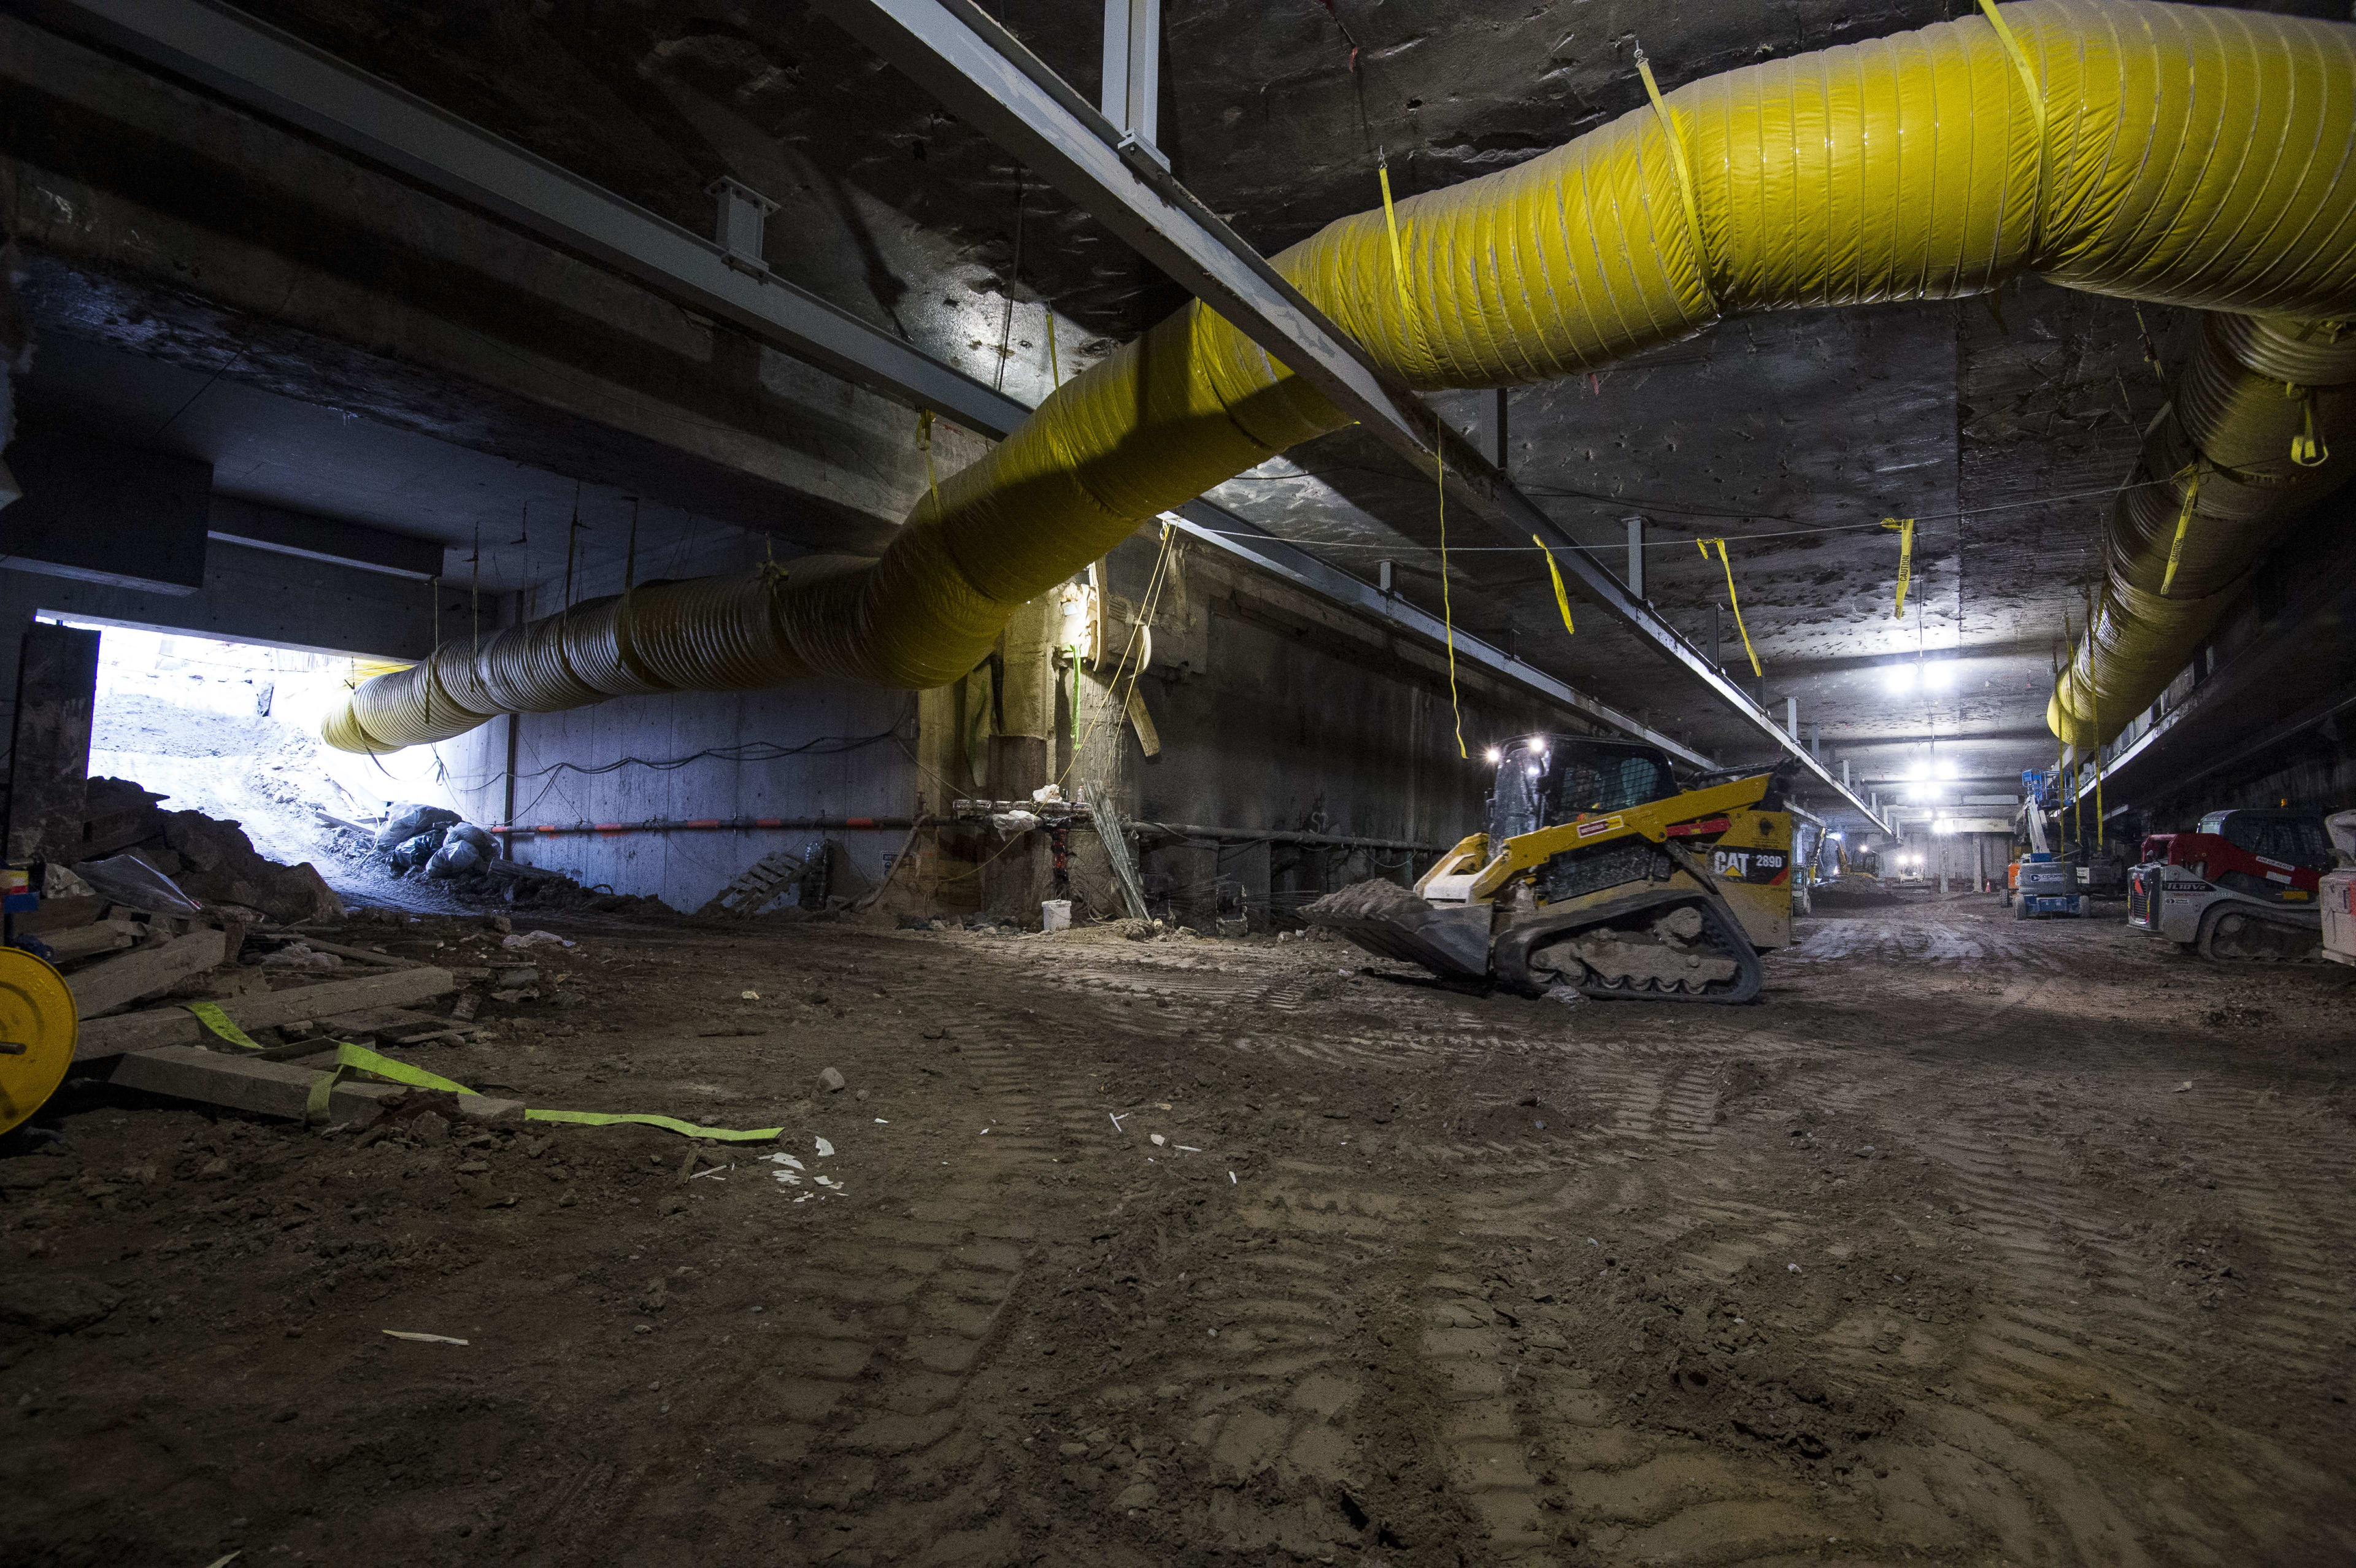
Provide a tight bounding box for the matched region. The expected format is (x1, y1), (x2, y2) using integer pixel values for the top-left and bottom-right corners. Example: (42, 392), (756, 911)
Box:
(4, 891), (2354, 1567)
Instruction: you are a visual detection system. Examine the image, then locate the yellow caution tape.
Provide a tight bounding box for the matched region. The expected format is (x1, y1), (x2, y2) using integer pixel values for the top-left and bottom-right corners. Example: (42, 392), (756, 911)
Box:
(1533, 535), (1576, 636)
(2161, 464), (2203, 594)
(1881, 518), (1915, 621)
(187, 1005), (782, 1142)
(1697, 538), (1761, 677)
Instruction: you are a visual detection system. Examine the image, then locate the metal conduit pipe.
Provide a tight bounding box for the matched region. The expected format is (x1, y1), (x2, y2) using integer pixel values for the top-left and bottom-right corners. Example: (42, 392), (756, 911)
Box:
(323, 0), (2356, 755)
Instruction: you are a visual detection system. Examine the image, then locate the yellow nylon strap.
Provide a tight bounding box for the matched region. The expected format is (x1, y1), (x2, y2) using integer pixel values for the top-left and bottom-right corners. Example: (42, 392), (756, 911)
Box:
(523, 1109), (785, 1142)
(1698, 537), (1761, 677)
(1533, 536), (1576, 636)
(1376, 156), (1417, 334)
(917, 409), (946, 523)
(185, 1002), (263, 1051)
(1975, 0), (2050, 253)
(1379, 153), (1465, 759)
(188, 1006), (781, 1142)
(2161, 464), (2203, 594)
(1881, 518), (1915, 620)
(2083, 585), (2104, 848)
(1976, 0), (2049, 144)
(2288, 384), (2327, 467)
(1633, 45), (1717, 312)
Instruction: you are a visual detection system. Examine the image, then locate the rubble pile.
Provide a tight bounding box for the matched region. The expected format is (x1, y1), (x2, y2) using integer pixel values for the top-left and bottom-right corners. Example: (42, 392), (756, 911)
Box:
(339, 803), (677, 920)
(74, 777), (342, 926)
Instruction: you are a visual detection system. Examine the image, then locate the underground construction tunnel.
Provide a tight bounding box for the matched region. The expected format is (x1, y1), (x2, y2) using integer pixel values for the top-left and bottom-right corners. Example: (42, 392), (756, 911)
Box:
(0, 1), (2352, 1563)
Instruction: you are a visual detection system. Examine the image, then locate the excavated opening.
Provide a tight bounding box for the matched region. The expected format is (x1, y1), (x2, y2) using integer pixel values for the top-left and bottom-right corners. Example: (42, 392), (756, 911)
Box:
(69, 621), (466, 910)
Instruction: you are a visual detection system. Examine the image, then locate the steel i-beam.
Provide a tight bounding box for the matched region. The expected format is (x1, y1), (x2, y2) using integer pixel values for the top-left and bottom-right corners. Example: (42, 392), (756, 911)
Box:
(803, 0), (1887, 830)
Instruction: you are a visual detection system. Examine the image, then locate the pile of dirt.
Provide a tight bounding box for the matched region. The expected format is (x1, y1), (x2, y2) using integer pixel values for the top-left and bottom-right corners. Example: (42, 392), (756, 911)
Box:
(1301, 877), (1429, 923)
(72, 777), (342, 925)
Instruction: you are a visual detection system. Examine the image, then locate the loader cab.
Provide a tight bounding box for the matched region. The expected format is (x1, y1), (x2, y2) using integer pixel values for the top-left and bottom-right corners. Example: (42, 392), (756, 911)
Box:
(1486, 734), (1679, 847)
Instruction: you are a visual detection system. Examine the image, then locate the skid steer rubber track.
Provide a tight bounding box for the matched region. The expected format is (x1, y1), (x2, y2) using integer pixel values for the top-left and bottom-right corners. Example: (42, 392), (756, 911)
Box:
(2196, 901), (2322, 963)
(1493, 886), (1765, 1004)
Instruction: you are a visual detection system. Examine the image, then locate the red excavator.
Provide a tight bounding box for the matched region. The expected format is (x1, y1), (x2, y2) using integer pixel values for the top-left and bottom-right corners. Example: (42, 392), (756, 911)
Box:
(2127, 809), (2332, 961)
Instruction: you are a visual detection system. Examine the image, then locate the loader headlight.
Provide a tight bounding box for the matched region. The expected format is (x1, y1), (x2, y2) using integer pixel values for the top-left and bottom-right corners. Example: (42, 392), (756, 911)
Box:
(1484, 747), (1502, 764)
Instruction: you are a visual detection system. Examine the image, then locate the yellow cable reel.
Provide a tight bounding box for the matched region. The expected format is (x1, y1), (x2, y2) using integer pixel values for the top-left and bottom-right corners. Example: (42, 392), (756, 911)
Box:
(0, 947), (79, 1138)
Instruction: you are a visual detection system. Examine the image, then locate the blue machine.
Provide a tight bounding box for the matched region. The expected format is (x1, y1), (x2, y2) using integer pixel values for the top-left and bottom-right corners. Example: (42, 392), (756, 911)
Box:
(2014, 851), (2088, 920)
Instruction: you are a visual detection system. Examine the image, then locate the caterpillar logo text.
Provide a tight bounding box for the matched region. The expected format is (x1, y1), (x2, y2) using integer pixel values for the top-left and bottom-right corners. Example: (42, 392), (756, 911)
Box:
(1712, 849), (1790, 885)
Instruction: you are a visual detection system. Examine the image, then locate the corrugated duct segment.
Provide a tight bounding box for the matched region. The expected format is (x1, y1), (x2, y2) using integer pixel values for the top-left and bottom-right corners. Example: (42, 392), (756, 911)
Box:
(2049, 312), (2355, 749)
(323, 0), (2356, 755)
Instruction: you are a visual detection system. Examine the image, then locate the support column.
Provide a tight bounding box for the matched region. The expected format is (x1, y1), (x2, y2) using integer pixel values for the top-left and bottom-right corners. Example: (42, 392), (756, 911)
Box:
(981, 593), (1060, 921)
(6, 621), (99, 863)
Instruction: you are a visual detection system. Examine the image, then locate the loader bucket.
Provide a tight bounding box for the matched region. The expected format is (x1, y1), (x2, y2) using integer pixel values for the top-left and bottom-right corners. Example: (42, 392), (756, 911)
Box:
(1303, 883), (1493, 980)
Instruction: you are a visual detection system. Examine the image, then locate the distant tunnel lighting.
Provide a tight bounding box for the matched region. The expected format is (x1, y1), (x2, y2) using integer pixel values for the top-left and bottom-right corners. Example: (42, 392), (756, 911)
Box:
(1884, 661), (1957, 693)
(1827, 831), (1844, 842)
(1528, 738), (1548, 756)
(1484, 747), (1503, 764)
(1525, 764), (1542, 778)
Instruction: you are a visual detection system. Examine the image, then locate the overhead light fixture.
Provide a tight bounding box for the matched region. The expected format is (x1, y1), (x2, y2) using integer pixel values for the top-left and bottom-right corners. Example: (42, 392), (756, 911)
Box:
(1905, 761), (1931, 782)
(1484, 747), (1502, 764)
(1528, 738), (1548, 756)
(1934, 756), (1959, 780)
(1884, 664), (1919, 694)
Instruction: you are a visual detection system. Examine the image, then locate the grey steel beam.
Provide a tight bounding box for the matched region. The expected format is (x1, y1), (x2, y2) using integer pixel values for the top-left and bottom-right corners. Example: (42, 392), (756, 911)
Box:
(1168, 501), (1717, 771)
(29, 0), (1025, 442)
(803, 0), (1888, 832)
(28, 0), (1887, 821)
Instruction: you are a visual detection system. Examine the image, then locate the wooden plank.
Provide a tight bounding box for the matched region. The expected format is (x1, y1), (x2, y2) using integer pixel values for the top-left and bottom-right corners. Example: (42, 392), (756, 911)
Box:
(315, 1006), (477, 1043)
(43, 920), (141, 962)
(106, 1045), (407, 1126)
(73, 966), (458, 1061)
(257, 935), (419, 969)
(65, 928), (227, 1019)
(107, 1045), (533, 1126)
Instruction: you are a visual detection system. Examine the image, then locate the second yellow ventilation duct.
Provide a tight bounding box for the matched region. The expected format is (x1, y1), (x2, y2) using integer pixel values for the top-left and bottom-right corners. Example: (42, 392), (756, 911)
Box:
(325, 0), (2356, 755)
(2049, 315), (2354, 751)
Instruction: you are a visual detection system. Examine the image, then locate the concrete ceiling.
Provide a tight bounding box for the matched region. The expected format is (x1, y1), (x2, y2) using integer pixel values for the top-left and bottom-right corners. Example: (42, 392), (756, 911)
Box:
(37, 0), (2347, 791)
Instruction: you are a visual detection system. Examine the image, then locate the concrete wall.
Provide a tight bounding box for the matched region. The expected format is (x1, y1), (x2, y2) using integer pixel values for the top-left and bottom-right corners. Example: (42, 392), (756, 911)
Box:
(436, 679), (916, 917)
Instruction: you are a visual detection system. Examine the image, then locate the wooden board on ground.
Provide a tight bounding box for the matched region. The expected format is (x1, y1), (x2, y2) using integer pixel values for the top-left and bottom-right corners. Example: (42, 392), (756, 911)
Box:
(107, 1045), (408, 1126)
(64, 928), (227, 1020)
(72, 966), (459, 1061)
(106, 1045), (527, 1126)
(315, 1006), (478, 1045)
(43, 920), (141, 963)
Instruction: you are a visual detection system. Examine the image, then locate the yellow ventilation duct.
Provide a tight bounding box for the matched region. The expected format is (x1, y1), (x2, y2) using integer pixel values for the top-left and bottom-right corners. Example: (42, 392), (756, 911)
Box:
(325, 0), (2356, 755)
(2049, 314), (2354, 750)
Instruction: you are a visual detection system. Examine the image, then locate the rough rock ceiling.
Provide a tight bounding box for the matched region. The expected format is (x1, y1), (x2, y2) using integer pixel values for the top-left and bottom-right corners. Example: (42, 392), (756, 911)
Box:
(209, 0), (2344, 783)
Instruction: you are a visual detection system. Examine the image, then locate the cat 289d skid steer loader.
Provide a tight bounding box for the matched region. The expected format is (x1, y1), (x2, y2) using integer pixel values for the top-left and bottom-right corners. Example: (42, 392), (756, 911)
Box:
(1306, 734), (1794, 1004)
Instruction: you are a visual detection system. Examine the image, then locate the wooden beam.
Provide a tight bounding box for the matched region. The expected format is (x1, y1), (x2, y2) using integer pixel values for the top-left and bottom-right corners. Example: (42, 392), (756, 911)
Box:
(73, 966), (458, 1060)
(64, 928), (226, 1018)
